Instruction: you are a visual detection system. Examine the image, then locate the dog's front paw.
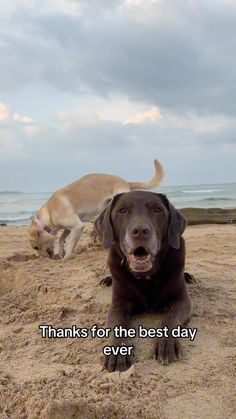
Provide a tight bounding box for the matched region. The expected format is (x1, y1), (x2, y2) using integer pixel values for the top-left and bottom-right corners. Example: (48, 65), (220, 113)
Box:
(58, 249), (65, 259)
(155, 337), (184, 365)
(52, 253), (62, 260)
(184, 272), (198, 284)
(63, 253), (76, 261)
(99, 276), (112, 287)
(104, 351), (132, 373)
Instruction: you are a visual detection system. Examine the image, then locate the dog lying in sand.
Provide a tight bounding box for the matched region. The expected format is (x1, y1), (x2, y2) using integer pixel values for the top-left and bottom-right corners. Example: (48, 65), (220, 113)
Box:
(95, 190), (192, 372)
(27, 160), (164, 260)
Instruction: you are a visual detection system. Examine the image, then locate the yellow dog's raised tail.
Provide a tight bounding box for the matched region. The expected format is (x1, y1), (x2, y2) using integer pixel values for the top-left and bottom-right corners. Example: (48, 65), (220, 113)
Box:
(128, 159), (164, 190)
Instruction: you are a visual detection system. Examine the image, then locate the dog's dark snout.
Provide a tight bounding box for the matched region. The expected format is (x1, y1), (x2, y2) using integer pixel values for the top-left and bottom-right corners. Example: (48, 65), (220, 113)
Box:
(47, 248), (53, 258)
(131, 225), (151, 238)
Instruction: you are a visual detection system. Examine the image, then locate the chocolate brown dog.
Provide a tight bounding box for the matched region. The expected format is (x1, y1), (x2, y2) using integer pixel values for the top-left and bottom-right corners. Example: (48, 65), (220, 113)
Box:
(95, 190), (192, 372)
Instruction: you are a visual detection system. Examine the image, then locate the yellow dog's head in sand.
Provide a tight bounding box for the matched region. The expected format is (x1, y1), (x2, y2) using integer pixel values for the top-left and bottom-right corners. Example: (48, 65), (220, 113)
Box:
(27, 223), (55, 258)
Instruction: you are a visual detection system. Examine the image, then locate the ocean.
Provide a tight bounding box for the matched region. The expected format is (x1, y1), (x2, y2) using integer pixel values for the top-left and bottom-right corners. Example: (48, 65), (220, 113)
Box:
(0, 183), (236, 226)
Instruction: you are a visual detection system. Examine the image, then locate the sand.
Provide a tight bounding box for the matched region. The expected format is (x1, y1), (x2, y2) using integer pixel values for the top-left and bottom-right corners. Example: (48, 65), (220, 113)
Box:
(0, 223), (235, 418)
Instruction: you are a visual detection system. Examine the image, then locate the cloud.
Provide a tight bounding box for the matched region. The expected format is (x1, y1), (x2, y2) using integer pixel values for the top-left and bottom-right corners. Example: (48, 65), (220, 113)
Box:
(1, 108), (235, 191)
(24, 125), (40, 137)
(0, 103), (38, 158)
(124, 106), (162, 125)
(123, 105), (231, 134)
(0, 103), (9, 120)
(1, 0), (236, 116)
(0, 1), (236, 190)
(0, 102), (35, 125)
(0, 0), (82, 18)
(13, 112), (34, 123)
(159, 111), (231, 134)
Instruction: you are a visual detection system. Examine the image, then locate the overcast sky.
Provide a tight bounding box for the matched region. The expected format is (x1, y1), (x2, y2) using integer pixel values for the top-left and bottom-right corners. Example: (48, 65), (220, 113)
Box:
(0, 0), (236, 192)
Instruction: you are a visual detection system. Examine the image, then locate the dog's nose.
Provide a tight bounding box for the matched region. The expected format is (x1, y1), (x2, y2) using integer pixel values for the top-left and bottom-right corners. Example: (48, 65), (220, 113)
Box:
(131, 225), (151, 238)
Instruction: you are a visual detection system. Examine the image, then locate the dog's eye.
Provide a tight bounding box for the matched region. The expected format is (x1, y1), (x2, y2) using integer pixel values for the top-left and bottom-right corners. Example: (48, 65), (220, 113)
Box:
(118, 207), (128, 214)
(153, 206), (161, 213)
(34, 246), (39, 250)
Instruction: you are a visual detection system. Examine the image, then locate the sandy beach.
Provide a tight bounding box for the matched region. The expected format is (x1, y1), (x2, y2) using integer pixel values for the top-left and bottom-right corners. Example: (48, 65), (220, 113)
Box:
(0, 223), (235, 418)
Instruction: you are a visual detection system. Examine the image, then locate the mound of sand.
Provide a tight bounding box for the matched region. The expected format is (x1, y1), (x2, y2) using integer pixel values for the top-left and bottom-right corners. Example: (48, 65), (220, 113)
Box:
(0, 224), (235, 418)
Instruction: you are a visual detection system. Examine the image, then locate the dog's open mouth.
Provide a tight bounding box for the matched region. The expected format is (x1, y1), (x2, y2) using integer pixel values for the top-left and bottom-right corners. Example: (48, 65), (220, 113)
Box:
(127, 246), (153, 273)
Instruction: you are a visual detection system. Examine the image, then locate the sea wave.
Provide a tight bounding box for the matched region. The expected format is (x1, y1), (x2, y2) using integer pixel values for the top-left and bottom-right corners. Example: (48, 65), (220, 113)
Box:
(0, 211), (34, 223)
(182, 189), (224, 194)
(0, 216), (32, 223)
(200, 197), (232, 202)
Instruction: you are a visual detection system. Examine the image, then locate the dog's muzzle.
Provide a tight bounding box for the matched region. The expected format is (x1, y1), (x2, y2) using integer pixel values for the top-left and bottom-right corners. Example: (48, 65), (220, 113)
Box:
(127, 246), (154, 273)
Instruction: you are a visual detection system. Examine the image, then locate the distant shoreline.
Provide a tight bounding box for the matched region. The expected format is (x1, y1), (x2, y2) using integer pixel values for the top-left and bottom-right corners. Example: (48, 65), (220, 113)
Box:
(1, 207), (236, 227)
(1, 183), (236, 225)
(0, 191), (23, 195)
(0, 181), (236, 195)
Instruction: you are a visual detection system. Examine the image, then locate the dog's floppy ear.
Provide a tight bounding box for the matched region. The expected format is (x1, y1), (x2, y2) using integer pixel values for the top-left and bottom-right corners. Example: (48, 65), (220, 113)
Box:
(27, 225), (40, 239)
(94, 205), (113, 248)
(167, 200), (186, 249)
(159, 194), (186, 249)
(94, 194), (124, 249)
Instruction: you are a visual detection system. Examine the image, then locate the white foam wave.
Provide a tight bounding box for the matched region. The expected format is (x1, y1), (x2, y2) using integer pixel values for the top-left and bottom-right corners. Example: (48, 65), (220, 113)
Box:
(182, 189), (224, 194)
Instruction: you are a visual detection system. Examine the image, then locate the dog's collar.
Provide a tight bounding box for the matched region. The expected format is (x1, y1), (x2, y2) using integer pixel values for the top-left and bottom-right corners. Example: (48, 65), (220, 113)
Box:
(34, 216), (57, 236)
